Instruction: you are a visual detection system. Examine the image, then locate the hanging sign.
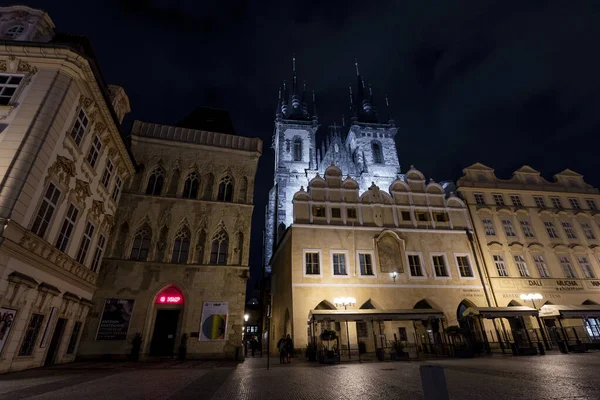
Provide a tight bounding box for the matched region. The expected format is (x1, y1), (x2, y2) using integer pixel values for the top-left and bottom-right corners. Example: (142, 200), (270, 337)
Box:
(199, 302), (228, 341)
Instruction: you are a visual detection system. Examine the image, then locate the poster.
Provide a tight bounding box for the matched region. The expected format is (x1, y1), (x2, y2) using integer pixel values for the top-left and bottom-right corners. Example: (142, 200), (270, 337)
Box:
(40, 307), (58, 348)
(96, 299), (134, 340)
(0, 308), (17, 354)
(199, 302), (228, 341)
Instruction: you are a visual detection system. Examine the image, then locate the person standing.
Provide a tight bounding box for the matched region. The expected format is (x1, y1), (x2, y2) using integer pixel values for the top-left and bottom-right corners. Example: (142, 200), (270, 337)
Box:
(285, 334), (293, 363)
(277, 335), (286, 364)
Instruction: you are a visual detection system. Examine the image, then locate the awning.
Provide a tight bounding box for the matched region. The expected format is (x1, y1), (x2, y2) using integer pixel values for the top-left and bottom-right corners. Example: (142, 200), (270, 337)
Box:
(539, 305), (600, 319)
(309, 309), (444, 322)
(463, 306), (538, 318)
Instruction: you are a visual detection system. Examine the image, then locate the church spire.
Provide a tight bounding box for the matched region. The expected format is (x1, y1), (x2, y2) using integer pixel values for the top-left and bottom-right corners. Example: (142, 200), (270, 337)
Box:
(275, 86), (282, 118)
(352, 59), (378, 123)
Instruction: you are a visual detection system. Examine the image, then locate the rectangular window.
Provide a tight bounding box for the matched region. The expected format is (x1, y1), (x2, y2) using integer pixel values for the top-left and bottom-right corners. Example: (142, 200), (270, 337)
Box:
(559, 256), (577, 278)
(101, 159), (114, 188)
(31, 183), (61, 238)
(69, 108), (89, 146)
(408, 254), (423, 277)
(347, 208), (357, 219)
(18, 313), (44, 356)
(474, 193), (485, 205)
(493, 254), (509, 277)
(432, 255), (448, 277)
(510, 195), (523, 207)
(482, 218), (496, 236)
(76, 222), (95, 265)
(112, 176), (123, 202)
(434, 212), (448, 222)
(90, 234), (106, 273)
(456, 255), (473, 277)
(331, 208), (341, 218)
(66, 321), (82, 354)
(562, 222), (577, 239)
(416, 212), (429, 222)
(533, 255), (550, 278)
(551, 197), (562, 209)
(332, 253), (347, 275)
(55, 204), (79, 252)
(0, 74), (23, 105)
(534, 196), (546, 208)
(568, 198), (581, 210)
(544, 221), (560, 239)
(401, 211), (411, 221)
(493, 194), (505, 206)
(581, 223), (596, 240)
(305, 252), (320, 275)
(519, 220), (535, 238)
(502, 219), (517, 237)
(513, 255), (530, 277)
(359, 253), (374, 276)
(312, 206), (325, 217)
(577, 256), (595, 279)
(86, 136), (102, 168)
(586, 199), (597, 211)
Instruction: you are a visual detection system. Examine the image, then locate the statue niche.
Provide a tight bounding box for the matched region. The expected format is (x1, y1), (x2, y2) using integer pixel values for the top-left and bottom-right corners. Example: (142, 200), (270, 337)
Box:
(376, 233), (404, 273)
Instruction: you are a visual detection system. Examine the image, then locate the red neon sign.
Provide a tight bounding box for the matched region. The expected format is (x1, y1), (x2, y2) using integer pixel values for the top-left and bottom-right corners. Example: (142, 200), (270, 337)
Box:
(155, 286), (184, 304)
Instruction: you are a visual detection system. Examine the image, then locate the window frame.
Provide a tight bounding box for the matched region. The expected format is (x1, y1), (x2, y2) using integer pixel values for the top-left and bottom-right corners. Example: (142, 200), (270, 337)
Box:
(533, 196), (546, 208)
(101, 159), (114, 188)
(532, 254), (551, 278)
(585, 199), (597, 211)
(357, 250), (377, 278)
(346, 208), (357, 219)
(550, 197), (562, 209)
(75, 220), (95, 266)
(519, 219), (535, 238)
(292, 138), (303, 162)
(580, 222), (596, 240)
(454, 253), (475, 280)
(69, 107), (89, 146)
(112, 176), (123, 202)
(86, 135), (102, 168)
(481, 217), (496, 236)
(492, 193), (505, 206)
(303, 249), (322, 277)
(493, 254), (509, 277)
(510, 195), (523, 207)
(474, 193), (485, 205)
(330, 250), (349, 277)
(406, 252), (425, 279)
(513, 254), (530, 277)
(30, 181), (62, 239)
(0, 73), (25, 106)
(568, 198), (581, 210)
(430, 252), (451, 279)
(561, 221), (577, 239)
(577, 256), (596, 279)
(544, 221), (560, 239)
(55, 203), (79, 253)
(171, 228), (191, 264)
(90, 233), (106, 273)
(501, 218), (517, 238)
(559, 255), (577, 279)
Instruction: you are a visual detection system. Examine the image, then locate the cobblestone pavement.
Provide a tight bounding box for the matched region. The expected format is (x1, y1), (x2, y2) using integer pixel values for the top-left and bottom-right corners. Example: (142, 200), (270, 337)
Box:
(1, 352), (600, 399)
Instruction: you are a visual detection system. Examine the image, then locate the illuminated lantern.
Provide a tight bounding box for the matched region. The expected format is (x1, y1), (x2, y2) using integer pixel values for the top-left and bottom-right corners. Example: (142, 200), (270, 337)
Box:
(155, 286), (184, 304)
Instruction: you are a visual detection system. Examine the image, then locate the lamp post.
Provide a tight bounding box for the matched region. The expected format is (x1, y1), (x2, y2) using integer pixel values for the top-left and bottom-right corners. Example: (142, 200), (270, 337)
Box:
(334, 297), (356, 359)
(520, 293), (550, 350)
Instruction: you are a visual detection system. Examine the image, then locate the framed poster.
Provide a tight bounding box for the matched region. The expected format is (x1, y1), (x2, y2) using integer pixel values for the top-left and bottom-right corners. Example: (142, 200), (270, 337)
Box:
(40, 307), (58, 348)
(199, 302), (228, 341)
(96, 299), (134, 340)
(0, 308), (17, 354)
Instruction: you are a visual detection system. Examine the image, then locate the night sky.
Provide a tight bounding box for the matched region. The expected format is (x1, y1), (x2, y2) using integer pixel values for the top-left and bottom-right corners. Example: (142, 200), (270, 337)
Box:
(24, 1), (600, 292)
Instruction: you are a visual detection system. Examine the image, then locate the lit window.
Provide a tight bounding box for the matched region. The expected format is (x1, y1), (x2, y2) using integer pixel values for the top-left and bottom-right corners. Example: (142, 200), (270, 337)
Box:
(171, 227), (191, 264)
(332, 253), (347, 275)
(562, 222), (577, 239)
(577, 256), (595, 279)
(482, 218), (496, 236)
(130, 225), (152, 260)
(146, 166), (165, 195)
(0, 74), (23, 105)
(210, 231), (229, 264)
(76, 221), (95, 265)
(305, 252), (320, 275)
(359, 253), (374, 275)
(502, 219), (517, 237)
(69, 108), (89, 146)
(474, 193), (485, 205)
(533, 255), (550, 278)
(112, 176), (123, 202)
(31, 183), (61, 238)
(86, 136), (102, 168)
(101, 159), (114, 188)
(559, 256), (577, 278)
(534, 196), (546, 208)
(493, 194), (505, 206)
(544, 221), (560, 239)
(551, 197), (562, 209)
(432, 255), (448, 277)
(5, 24), (25, 38)
(586, 199), (597, 211)
(183, 172), (200, 199)
(408, 254), (423, 277)
(493, 254), (509, 277)
(456, 255), (473, 277)
(581, 223), (596, 240)
(569, 198), (581, 210)
(331, 208), (341, 218)
(312, 206), (325, 217)
(519, 220), (535, 238)
(510, 195), (523, 207)
(513, 255), (530, 277)
(90, 234), (106, 273)
(217, 175), (234, 202)
(55, 204), (79, 252)
(347, 208), (357, 219)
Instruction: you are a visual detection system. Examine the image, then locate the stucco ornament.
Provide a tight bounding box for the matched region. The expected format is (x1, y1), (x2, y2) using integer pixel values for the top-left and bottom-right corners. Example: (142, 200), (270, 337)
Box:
(46, 155), (76, 186)
(376, 234), (404, 273)
(71, 178), (92, 204)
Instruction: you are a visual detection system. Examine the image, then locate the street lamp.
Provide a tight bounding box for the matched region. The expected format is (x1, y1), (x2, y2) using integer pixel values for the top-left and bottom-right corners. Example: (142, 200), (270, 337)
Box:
(334, 297), (356, 360)
(520, 293), (550, 350)
(244, 314), (249, 322)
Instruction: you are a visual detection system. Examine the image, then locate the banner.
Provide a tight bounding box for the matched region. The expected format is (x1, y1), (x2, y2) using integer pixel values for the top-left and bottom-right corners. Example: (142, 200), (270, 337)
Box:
(0, 308), (17, 354)
(199, 302), (228, 341)
(96, 299), (134, 340)
(40, 307), (58, 348)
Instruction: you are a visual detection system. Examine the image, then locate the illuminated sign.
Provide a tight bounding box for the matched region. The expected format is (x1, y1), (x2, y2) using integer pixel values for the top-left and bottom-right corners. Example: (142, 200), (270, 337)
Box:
(156, 286), (184, 304)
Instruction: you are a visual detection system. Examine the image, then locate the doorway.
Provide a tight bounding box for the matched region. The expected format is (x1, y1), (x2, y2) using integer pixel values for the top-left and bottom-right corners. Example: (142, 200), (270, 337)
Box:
(44, 318), (67, 366)
(149, 309), (180, 356)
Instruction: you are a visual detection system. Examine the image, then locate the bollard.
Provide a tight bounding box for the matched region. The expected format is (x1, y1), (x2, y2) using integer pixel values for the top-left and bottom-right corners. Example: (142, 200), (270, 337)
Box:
(420, 365), (450, 400)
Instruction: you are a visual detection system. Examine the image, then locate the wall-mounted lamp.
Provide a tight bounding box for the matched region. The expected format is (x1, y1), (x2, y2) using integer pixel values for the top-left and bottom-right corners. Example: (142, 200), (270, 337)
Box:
(334, 297), (356, 310)
(392, 272), (397, 282)
(244, 314), (249, 322)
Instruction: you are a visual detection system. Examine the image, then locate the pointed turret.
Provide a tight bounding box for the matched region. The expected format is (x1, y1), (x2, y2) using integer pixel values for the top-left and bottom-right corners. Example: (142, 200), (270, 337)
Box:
(282, 56), (312, 121)
(352, 59), (379, 123)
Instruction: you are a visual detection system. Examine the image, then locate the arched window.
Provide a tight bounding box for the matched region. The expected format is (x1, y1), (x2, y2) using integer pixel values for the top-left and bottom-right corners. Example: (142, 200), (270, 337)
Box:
(210, 230), (228, 264)
(371, 141), (383, 164)
(203, 173), (214, 200)
(130, 224), (152, 260)
(293, 137), (302, 161)
(217, 175), (234, 202)
(195, 229), (207, 264)
(237, 177), (248, 203)
(146, 166), (165, 195)
(183, 172), (200, 199)
(171, 227), (191, 263)
(167, 169), (180, 196)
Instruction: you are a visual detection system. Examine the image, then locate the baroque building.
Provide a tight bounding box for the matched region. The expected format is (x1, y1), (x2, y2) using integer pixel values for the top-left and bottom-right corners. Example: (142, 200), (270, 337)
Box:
(0, 6), (135, 372)
(78, 110), (262, 360)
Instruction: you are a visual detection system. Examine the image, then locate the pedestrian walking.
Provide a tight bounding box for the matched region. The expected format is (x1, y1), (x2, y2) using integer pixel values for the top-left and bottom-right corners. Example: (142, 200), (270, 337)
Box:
(285, 334), (293, 363)
(277, 335), (286, 364)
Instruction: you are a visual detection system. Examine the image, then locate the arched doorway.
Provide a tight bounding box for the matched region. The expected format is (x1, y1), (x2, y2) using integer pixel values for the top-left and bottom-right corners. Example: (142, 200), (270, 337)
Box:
(413, 299), (440, 352)
(149, 285), (184, 356)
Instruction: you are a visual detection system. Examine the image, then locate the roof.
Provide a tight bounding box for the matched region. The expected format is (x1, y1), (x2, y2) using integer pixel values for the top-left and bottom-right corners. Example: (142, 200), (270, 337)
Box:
(463, 306), (538, 318)
(309, 309), (444, 322)
(176, 107), (236, 135)
(539, 304), (600, 318)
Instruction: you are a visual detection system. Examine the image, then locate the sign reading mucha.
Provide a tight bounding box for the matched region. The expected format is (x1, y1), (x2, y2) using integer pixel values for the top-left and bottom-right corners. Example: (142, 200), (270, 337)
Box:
(376, 232), (405, 273)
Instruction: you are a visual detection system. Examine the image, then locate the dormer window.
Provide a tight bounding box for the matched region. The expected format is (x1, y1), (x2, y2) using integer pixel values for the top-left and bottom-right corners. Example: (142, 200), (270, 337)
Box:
(5, 24), (25, 38)
(0, 74), (23, 106)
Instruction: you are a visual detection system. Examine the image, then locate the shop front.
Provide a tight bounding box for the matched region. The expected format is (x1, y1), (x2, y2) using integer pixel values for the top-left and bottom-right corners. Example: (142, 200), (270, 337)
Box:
(539, 304), (600, 351)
